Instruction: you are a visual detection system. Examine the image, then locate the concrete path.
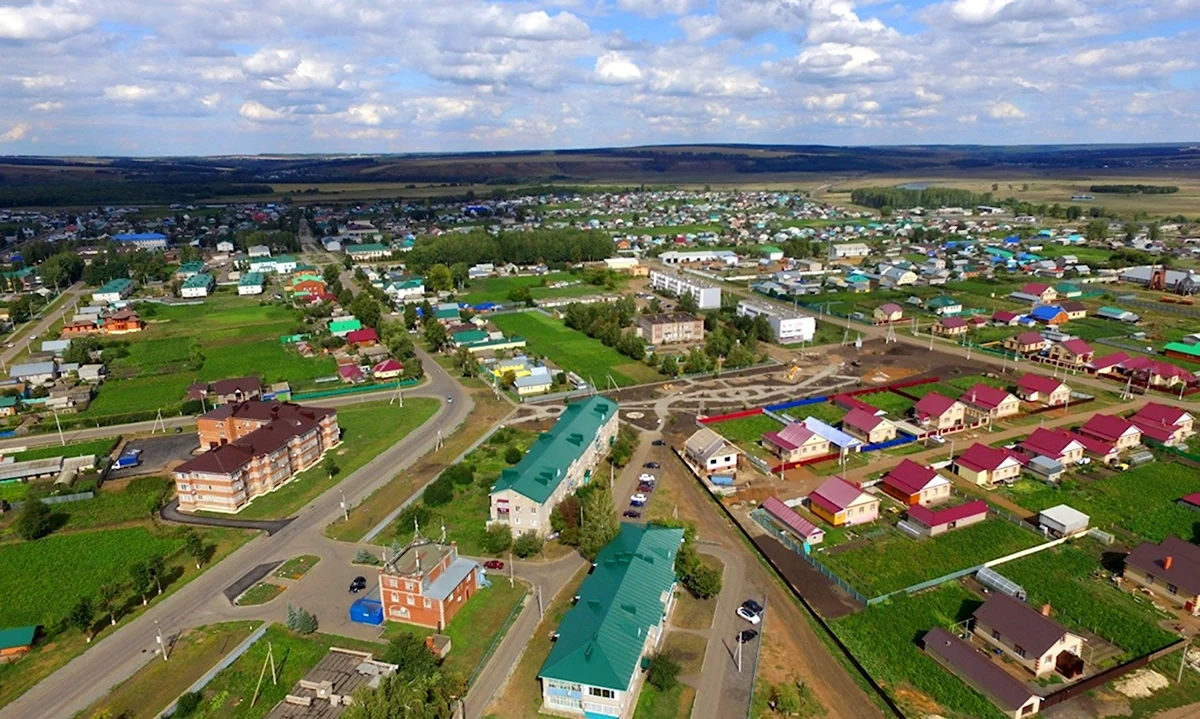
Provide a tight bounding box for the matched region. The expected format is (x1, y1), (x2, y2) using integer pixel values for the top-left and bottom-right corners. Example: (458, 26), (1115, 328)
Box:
(160, 499), (293, 536)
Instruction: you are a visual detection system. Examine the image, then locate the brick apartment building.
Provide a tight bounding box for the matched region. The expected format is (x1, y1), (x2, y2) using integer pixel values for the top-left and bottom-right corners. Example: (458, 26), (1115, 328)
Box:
(378, 537), (481, 629)
(634, 312), (704, 345)
(172, 400), (340, 513)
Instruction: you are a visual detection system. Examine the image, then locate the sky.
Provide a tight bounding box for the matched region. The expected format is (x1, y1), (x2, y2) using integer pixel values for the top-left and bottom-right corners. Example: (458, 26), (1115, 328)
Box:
(0, 0), (1197, 156)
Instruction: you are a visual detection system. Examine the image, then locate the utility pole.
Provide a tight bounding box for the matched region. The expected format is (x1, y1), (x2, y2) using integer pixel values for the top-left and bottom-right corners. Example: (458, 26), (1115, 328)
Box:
(155, 620), (167, 662)
(340, 489), (348, 522)
(509, 551), (514, 588)
(53, 410), (65, 446)
(1178, 634), (1192, 683)
(537, 585), (544, 619)
(736, 631), (743, 672)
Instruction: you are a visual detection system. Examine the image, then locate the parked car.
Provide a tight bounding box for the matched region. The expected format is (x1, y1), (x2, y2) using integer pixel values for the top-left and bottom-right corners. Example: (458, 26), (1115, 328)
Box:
(644, 462), (661, 469)
(652, 439), (666, 446)
(738, 629), (759, 643)
(630, 499), (646, 507)
(348, 576), (367, 593)
(623, 510), (642, 519)
(741, 599), (764, 615)
(446, 395), (454, 403)
(631, 493), (647, 503)
(735, 607), (761, 624)
(637, 483), (654, 493)
(483, 560), (504, 570)
(639, 474), (656, 482)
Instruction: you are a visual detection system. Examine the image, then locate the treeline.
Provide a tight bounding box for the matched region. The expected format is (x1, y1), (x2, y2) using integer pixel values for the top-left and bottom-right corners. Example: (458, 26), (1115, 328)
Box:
(0, 180), (273, 208)
(849, 187), (991, 210)
(1089, 184), (1179, 195)
(406, 228), (612, 271)
(562, 298), (647, 362)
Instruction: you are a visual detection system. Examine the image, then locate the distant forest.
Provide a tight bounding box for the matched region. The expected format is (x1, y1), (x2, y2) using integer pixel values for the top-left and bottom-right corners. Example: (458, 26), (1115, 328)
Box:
(849, 187), (992, 210)
(0, 179), (273, 207)
(1088, 184), (1179, 195)
(405, 228), (613, 271)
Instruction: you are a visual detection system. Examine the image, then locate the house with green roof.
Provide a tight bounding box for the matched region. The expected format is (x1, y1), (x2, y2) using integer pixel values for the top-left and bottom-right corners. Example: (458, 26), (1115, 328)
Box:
(1055, 282), (1083, 299)
(175, 260), (206, 279)
(346, 243), (392, 262)
(489, 395), (618, 537)
(238, 271), (265, 295)
(92, 278), (133, 304)
(181, 272), (215, 298)
(0, 625), (38, 660)
(329, 317), (363, 337)
(927, 295), (963, 316)
(539, 524), (682, 717)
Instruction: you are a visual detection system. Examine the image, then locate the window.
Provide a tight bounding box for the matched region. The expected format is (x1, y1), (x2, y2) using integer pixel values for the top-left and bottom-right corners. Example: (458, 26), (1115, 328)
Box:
(407, 595), (415, 606)
(423, 598), (431, 609)
(391, 592), (399, 603)
(1169, 584), (1178, 595)
(1146, 574), (1155, 586)
(992, 630), (1000, 641)
(1014, 645), (1026, 658)
(588, 687), (615, 699)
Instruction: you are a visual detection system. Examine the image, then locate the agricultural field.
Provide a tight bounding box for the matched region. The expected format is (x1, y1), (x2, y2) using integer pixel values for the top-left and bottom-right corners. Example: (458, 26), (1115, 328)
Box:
(491, 310), (662, 387)
(858, 390), (915, 416)
(998, 541), (1176, 660)
(781, 401), (844, 426)
(830, 583), (1005, 719)
(459, 272), (617, 304)
(999, 461), (1200, 543)
(818, 520), (1043, 598)
(48, 476), (173, 533)
(7, 437), (119, 462)
(707, 414), (783, 447)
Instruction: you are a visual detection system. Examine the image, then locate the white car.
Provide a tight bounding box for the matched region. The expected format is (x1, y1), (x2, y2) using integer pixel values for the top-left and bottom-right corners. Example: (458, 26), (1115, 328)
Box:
(639, 474), (656, 482)
(631, 493), (648, 503)
(736, 607), (761, 625)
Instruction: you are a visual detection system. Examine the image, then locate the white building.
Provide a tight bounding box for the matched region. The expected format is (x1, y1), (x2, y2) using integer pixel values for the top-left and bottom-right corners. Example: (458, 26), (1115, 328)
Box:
(247, 245), (271, 257)
(830, 243), (871, 260)
(649, 270), (721, 310)
(181, 273), (215, 298)
(216, 240), (235, 253)
(660, 250), (738, 266)
(736, 300), (816, 343)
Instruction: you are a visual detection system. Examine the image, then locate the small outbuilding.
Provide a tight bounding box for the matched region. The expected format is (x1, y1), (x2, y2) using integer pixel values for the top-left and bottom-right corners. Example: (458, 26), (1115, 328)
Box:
(1038, 504), (1090, 538)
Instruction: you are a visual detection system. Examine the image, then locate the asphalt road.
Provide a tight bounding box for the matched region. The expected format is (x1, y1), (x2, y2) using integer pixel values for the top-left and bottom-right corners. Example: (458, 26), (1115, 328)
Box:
(0, 346), (470, 719)
(0, 282), (85, 366)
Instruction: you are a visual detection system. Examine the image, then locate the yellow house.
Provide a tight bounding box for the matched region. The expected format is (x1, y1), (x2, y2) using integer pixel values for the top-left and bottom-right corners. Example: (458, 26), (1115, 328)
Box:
(761, 423), (832, 462)
(953, 443), (1023, 486)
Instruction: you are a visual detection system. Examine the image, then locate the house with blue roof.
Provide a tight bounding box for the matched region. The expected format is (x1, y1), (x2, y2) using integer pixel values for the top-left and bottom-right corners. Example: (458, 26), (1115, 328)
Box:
(113, 232), (168, 250)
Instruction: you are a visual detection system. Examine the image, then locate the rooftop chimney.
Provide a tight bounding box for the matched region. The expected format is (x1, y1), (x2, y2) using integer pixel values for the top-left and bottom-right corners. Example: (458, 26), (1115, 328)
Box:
(1165, 555), (1174, 571)
(1041, 603), (1052, 617)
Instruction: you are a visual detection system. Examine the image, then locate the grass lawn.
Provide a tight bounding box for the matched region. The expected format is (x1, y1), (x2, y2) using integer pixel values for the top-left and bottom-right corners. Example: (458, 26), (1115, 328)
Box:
(382, 578), (528, 681)
(998, 541), (1175, 660)
(633, 682), (696, 719)
(275, 555), (320, 580)
(0, 481), (28, 503)
(858, 391), (915, 416)
(820, 520), (1043, 598)
(671, 557), (722, 631)
(998, 462), (1200, 542)
(41, 476), (174, 534)
(7, 437), (119, 462)
(830, 584), (1005, 719)
(235, 582), (286, 606)
(230, 398), (439, 520)
(491, 311), (662, 387)
(80, 621), (263, 719)
(941, 374), (1010, 393)
(785, 322), (847, 347)
(0, 524), (249, 710)
(189, 624), (385, 719)
(708, 415), (783, 446)
(460, 273), (618, 304)
(807, 452), (870, 477)
(324, 388), (512, 542)
(782, 402), (843, 426)
(384, 427), (538, 556)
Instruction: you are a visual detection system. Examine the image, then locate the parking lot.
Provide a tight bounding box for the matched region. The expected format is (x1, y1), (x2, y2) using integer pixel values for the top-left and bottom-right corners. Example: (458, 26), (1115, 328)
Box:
(108, 432), (199, 479)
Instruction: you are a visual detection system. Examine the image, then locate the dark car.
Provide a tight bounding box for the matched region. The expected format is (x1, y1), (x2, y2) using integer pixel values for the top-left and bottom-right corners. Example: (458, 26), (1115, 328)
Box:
(738, 629), (759, 643)
(643, 461), (661, 469)
(652, 439), (666, 446)
(630, 499), (645, 507)
(637, 483), (654, 493)
(623, 510), (642, 519)
(484, 560), (505, 571)
(741, 599), (764, 615)
(349, 576), (367, 593)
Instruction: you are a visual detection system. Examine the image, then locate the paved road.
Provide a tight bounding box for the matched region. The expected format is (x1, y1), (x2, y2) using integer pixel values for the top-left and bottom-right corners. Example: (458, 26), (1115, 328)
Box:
(0, 282), (85, 366)
(0, 346), (470, 719)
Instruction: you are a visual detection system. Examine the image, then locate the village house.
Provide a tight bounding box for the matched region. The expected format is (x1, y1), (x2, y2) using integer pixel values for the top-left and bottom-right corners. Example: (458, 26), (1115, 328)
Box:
(761, 422), (832, 463)
(1130, 403), (1194, 446)
(972, 595), (1085, 679)
(0, 626), (38, 665)
(927, 296), (962, 316)
(920, 628), (1043, 719)
(913, 392), (967, 431)
(1004, 331), (1048, 355)
(1047, 338), (1094, 367)
(907, 499), (988, 537)
(933, 316), (969, 336)
(807, 477), (879, 527)
(1019, 282), (1059, 304)
(1018, 428), (1085, 466)
(761, 497), (825, 546)
(103, 308), (145, 334)
(992, 310), (1022, 326)
(1028, 305), (1069, 325)
(1077, 414), (1143, 450)
(683, 427), (739, 476)
(873, 303), (903, 323)
(952, 443), (1023, 486)
(377, 536), (481, 629)
(959, 384), (1021, 420)
(841, 408), (898, 444)
(880, 460), (952, 506)
(1124, 536), (1200, 615)
(187, 375), (262, 407)
(1060, 300), (1088, 320)
(1016, 374), (1071, 406)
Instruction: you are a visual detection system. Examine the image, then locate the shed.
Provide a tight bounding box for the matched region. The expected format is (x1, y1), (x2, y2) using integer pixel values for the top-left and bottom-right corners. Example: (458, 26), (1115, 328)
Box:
(1038, 505), (1089, 537)
(1025, 456), (1064, 483)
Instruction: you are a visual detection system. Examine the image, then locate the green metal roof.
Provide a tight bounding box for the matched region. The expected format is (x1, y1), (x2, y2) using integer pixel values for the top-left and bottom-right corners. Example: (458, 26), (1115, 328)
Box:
(539, 524), (682, 691)
(348, 243), (389, 253)
(182, 273), (214, 288)
(176, 261), (205, 274)
(928, 296), (960, 307)
(239, 272), (264, 286)
(452, 329), (489, 344)
(1165, 342), (1200, 358)
(758, 245), (783, 254)
(96, 278), (132, 293)
(0, 395), (18, 408)
(0, 625), (36, 651)
(492, 395), (617, 504)
(329, 318), (363, 333)
(434, 306), (461, 320)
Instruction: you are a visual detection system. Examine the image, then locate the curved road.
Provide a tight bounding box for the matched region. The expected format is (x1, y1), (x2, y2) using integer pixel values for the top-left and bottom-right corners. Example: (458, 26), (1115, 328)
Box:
(0, 346), (470, 719)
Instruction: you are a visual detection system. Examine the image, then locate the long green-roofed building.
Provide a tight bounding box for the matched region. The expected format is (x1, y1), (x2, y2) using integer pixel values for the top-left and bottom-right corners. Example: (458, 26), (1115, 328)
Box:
(539, 523), (683, 718)
(488, 395), (617, 537)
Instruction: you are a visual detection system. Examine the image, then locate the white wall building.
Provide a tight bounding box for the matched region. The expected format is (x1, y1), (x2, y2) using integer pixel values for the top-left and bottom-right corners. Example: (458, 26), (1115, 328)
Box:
(649, 270), (722, 310)
(660, 250), (738, 266)
(830, 242), (871, 260)
(736, 300), (816, 343)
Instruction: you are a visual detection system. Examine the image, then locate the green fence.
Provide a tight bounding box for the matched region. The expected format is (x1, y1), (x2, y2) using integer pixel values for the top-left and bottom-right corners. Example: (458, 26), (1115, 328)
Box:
(291, 378), (420, 401)
(1144, 439), (1200, 464)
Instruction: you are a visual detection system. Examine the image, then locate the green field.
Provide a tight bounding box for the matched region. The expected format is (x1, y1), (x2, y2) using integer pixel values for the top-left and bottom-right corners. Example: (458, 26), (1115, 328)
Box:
(819, 520), (1043, 598)
(858, 391), (915, 416)
(8, 437), (119, 462)
(782, 401), (844, 426)
(830, 584), (1004, 719)
(490, 311), (662, 387)
(707, 414), (783, 446)
(460, 272), (615, 304)
(0, 526), (185, 627)
(232, 398), (439, 520)
(47, 476), (173, 533)
(999, 462), (1200, 543)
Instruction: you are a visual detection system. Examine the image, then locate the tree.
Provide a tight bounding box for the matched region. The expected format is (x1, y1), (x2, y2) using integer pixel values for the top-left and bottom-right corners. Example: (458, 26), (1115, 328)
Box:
(175, 692), (203, 717)
(424, 320), (450, 351)
(129, 560), (152, 605)
(660, 355), (679, 377)
(340, 671), (461, 719)
(482, 524), (513, 554)
(454, 346), (475, 376)
(323, 263), (342, 286)
(350, 292), (383, 330)
(16, 498), (54, 540)
(98, 582), (121, 626)
(513, 531), (543, 558)
(184, 531), (207, 569)
(550, 494), (583, 546)
(579, 484), (619, 560)
(450, 262), (469, 289)
(187, 341), (205, 371)
(403, 303), (419, 330)
(684, 562), (723, 599)
(422, 476), (454, 507)
(146, 554), (166, 595)
(1085, 218), (1109, 241)
(382, 633), (441, 679)
(285, 603), (318, 634)
(504, 445), (523, 464)
(443, 462), (474, 486)
(507, 285), (533, 305)
(647, 655), (681, 691)
(323, 455), (339, 480)
(427, 263), (453, 292)
(69, 597), (94, 641)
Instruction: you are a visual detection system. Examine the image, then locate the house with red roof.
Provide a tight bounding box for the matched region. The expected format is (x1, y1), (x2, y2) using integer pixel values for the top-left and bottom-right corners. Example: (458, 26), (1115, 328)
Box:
(1018, 428), (1085, 466)
(762, 497), (825, 546)
(346, 328), (379, 348)
(338, 364), (366, 384)
(908, 500), (988, 537)
(934, 316), (969, 336)
(762, 422), (832, 463)
(1015, 374), (1071, 406)
(913, 392), (967, 431)
(992, 310), (1022, 326)
(1003, 331), (1048, 355)
(959, 384), (1020, 419)
(881, 460), (951, 506)
(1077, 414), (1142, 450)
(873, 303), (903, 323)
(372, 358), (404, 379)
(1020, 282), (1058, 303)
(1047, 339), (1094, 367)
(1091, 352), (1130, 376)
(833, 394), (878, 414)
(841, 408), (898, 444)
(953, 443), (1023, 486)
(1130, 403), (1195, 446)
(1067, 431), (1120, 465)
(808, 477), (879, 527)
(1121, 357), (1196, 388)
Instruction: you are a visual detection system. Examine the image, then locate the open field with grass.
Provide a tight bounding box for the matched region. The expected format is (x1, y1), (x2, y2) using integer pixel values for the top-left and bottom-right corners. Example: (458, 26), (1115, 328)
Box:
(460, 272), (621, 304)
(708, 414), (782, 447)
(830, 583), (1004, 719)
(492, 311), (662, 387)
(228, 398), (438, 520)
(781, 401), (844, 426)
(859, 391), (914, 416)
(7, 437), (119, 462)
(999, 462), (1200, 543)
(819, 520), (1043, 598)
(80, 621), (263, 719)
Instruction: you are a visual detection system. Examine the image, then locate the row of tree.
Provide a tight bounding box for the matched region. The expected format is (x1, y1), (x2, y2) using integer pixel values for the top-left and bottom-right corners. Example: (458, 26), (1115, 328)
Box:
(406, 228), (613, 271)
(1090, 184), (1179, 195)
(850, 187), (991, 211)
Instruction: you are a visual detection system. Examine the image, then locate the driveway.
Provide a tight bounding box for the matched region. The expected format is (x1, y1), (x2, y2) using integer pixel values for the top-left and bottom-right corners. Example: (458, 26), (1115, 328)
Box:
(108, 432), (199, 479)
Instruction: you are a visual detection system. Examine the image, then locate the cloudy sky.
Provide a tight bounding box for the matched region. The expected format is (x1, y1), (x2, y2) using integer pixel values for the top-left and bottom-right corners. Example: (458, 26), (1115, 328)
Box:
(0, 0), (1196, 155)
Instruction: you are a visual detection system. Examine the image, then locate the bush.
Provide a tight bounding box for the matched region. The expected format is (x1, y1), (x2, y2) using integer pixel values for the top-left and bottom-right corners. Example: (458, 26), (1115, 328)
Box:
(504, 445), (523, 465)
(482, 524), (513, 554)
(354, 548), (381, 565)
(175, 692), (202, 717)
(443, 463), (474, 486)
(422, 477), (454, 507)
(513, 531), (543, 558)
(684, 563), (723, 599)
(397, 504), (433, 533)
(16, 499), (54, 540)
(647, 655), (680, 691)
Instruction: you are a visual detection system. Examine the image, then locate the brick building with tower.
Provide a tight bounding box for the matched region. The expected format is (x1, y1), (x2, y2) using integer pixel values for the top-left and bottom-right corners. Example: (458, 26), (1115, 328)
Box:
(378, 533), (482, 629)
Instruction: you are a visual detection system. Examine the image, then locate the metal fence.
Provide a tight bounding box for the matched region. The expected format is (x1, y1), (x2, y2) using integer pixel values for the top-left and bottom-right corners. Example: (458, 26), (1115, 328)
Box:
(291, 377), (420, 401)
(764, 395), (829, 412)
(861, 435), (918, 452)
(750, 509), (868, 604)
(9, 491), (95, 510)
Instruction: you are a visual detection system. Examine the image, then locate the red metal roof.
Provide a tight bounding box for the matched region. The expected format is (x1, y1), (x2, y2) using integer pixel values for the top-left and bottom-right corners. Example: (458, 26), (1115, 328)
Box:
(959, 383), (1014, 411)
(811, 477), (868, 513)
(1078, 414), (1138, 443)
(763, 423), (818, 452)
(1016, 373), (1064, 396)
(907, 499), (987, 528)
(956, 443), (1016, 472)
(883, 459), (940, 495)
(1059, 338), (1093, 356)
(842, 407), (885, 432)
(762, 497), (824, 540)
(1019, 428), (1082, 459)
(914, 392), (957, 419)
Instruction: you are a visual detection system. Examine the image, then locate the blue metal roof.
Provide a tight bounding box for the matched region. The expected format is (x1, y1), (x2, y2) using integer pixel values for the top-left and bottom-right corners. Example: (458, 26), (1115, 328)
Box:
(801, 417), (862, 450)
(426, 558), (479, 600)
(114, 233), (166, 241)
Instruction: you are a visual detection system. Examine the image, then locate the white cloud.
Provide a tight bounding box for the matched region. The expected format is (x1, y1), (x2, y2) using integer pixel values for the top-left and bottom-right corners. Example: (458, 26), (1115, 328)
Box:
(345, 102), (396, 126)
(988, 100), (1027, 119)
(781, 43), (893, 81)
(29, 101), (64, 112)
(0, 2), (93, 41)
(104, 85), (156, 102)
(238, 100), (291, 122)
(804, 93), (848, 110)
(593, 52), (643, 84)
(0, 123), (31, 142)
(617, 0), (695, 17)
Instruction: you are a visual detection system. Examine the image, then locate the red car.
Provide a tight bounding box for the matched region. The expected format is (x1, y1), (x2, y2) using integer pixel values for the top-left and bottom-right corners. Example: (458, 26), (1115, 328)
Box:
(484, 560), (504, 570)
